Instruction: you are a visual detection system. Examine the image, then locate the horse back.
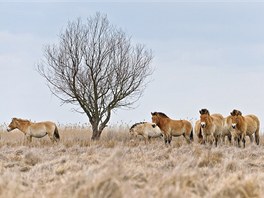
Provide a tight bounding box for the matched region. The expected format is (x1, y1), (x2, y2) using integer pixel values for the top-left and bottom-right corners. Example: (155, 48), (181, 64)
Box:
(182, 119), (192, 129)
(245, 115), (260, 125)
(166, 119), (192, 135)
(31, 121), (57, 131)
(131, 122), (148, 136)
(211, 114), (224, 126)
(245, 115), (260, 134)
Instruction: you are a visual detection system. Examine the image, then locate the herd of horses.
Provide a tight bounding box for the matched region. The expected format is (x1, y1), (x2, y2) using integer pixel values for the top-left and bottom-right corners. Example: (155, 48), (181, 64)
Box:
(130, 109), (260, 148)
(4, 108), (260, 148)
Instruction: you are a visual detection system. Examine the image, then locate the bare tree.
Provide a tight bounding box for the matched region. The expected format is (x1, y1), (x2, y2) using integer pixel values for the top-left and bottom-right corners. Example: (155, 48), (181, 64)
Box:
(38, 13), (153, 140)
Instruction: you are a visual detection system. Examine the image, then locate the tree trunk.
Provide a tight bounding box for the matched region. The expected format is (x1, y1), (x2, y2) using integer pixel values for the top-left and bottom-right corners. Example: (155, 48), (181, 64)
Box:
(91, 129), (102, 140)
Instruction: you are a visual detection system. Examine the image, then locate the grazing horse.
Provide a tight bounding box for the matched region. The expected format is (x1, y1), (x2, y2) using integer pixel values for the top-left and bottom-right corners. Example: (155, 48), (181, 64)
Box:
(151, 112), (193, 145)
(129, 122), (163, 143)
(230, 110), (260, 147)
(7, 118), (60, 143)
(199, 109), (224, 146)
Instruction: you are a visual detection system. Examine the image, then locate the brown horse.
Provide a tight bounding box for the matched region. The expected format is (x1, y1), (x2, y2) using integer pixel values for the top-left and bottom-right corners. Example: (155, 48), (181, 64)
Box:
(199, 109), (224, 146)
(230, 110), (260, 147)
(7, 118), (60, 143)
(151, 112), (193, 145)
(229, 109), (255, 144)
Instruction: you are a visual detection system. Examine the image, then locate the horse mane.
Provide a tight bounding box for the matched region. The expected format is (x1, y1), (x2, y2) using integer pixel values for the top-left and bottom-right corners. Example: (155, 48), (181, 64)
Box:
(14, 118), (31, 124)
(199, 109), (210, 115)
(129, 122), (147, 132)
(152, 112), (169, 118)
(230, 109), (242, 116)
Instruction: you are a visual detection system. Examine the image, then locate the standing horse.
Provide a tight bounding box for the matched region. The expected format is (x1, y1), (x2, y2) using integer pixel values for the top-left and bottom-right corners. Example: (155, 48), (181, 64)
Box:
(7, 118), (60, 143)
(230, 110), (260, 147)
(129, 122), (163, 144)
(199, 109), (224, 146)
(222, 110), (243, 144)
(151, 112), (193, 145)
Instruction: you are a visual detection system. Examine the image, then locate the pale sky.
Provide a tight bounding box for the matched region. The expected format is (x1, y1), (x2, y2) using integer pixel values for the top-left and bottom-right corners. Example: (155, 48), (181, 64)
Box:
(1, 2), (264, 129)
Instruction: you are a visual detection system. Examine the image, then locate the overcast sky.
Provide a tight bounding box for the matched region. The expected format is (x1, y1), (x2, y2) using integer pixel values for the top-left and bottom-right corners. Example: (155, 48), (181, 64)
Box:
(1, 2), (264, 128)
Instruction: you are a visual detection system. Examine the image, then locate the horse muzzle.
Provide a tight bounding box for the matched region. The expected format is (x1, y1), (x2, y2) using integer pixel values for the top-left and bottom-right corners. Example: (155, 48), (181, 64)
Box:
(232, 124), (236, 129)
(200, 122), (206, 128)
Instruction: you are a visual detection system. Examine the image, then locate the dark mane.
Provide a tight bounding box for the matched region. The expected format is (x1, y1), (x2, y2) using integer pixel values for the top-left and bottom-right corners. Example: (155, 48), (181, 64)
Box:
(199, 109), (210, 115)
(230, 109), (242, 116)
(152, 112), (169, 118)
(129, 122), (146, 132)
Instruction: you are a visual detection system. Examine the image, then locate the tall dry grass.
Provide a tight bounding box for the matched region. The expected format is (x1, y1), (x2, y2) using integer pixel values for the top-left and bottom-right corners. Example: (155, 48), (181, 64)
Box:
(0, 125), (264, 198)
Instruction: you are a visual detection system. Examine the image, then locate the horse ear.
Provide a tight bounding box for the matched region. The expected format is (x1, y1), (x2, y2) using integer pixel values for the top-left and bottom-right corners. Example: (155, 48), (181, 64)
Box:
(151, 112), (154, 116)
(199, 110), (202, 114)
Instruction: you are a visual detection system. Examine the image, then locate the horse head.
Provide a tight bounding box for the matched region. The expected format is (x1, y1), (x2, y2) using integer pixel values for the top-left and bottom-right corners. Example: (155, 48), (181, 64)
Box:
(230, 111), (242, 129)
(151, 112), (159, 125)
(7, 118), (19, 132)
(200, 114), (210, 128)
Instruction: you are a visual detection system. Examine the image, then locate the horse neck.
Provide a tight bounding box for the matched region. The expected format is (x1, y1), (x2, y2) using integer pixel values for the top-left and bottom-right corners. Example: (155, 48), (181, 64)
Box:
(205, 116), (214, 129)
(157, 117), (169, 131)
(16, 120), (31, 133)
(236, 116), (245, 130)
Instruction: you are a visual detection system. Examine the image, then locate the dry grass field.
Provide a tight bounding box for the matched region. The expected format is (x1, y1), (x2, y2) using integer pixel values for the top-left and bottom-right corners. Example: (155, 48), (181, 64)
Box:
(0, 124), (264, 198)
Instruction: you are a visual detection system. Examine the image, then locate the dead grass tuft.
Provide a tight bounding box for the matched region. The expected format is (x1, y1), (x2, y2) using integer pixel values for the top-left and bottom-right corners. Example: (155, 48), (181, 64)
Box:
(76, 177), (122, 198)
(213, 175), (260, 198)
(198, 150), (223, 168)
(24, 152), (40, 166)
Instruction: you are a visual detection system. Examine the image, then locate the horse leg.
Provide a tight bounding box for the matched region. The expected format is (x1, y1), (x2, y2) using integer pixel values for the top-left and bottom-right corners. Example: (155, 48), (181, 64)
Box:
(227, 133), (232, 145)
(183, 133), (190, 144)
(237, 136), (241, 148)
(242, 137), (246, 148)
(48, 133), (56, 143)
(214, 136), (218, 147)
(233, 136), (238, 147)
(168, 135), (172, 145)
(248, 134), (254, 144)
(209, 135), (214, 146)
(26, 135), (32, 143)
(204, 135), (208, 145)
(163, 134), (168, 145)
(255, 129), (260, 145)
(198, 129), (204, 144)
(221, 134), (225, 145)
(148, 136), (151, 144)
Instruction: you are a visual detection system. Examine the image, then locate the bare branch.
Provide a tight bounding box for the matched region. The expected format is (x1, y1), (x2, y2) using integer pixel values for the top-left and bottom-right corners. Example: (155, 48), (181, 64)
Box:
(37, 12), (153, 140)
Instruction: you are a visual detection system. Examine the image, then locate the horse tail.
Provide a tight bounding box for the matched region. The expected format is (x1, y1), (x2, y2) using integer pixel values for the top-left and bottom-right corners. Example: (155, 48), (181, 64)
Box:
(54, 125), (60, 141)
(255, 127), (260, 145)
(254, 116), (260, 145)
(190, 129), (194, 142)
